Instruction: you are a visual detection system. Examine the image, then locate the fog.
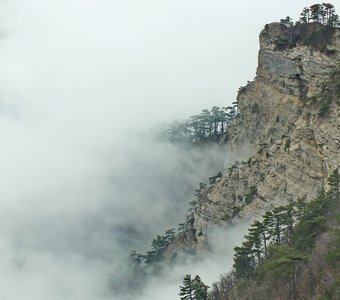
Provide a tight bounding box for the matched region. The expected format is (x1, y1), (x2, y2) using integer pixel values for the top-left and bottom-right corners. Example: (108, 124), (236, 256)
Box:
(0, 0), (338, 299)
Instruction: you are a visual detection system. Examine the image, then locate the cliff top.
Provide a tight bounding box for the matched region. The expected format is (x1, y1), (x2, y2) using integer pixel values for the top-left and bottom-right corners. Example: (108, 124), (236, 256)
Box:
(260, 21), (340, 54)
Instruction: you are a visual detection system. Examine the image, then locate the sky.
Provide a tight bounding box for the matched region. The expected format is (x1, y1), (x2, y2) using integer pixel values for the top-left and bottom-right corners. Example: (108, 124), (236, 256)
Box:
(0, 0), (339, 299)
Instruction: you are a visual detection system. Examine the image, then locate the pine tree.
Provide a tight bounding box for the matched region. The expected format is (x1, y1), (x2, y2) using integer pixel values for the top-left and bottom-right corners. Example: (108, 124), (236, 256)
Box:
(165, 228), (176, 244)
(128, 250), (144, 269)
(210, 106), (221, 135)
(310, 4), (323, 22)
(280, 16), (293, 27)
(294, 195), (307, 222)
(233, 243), (253, 280)
(178, 223), (186, 233)
(189, 115), (201, 140)
(248, 221), (264, 264)
(193, 275), (209, 300)
(220, 107), (228, 134)
(179, 274), (208, 300)
(328, 168), (340, 201)
(179, 274), (194, 300)
(199, 109), (213, 137)
(300, 7), (310, 23)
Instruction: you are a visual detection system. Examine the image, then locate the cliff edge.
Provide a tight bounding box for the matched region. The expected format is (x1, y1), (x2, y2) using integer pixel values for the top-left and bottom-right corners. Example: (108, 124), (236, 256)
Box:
(166, 22), (340, 258)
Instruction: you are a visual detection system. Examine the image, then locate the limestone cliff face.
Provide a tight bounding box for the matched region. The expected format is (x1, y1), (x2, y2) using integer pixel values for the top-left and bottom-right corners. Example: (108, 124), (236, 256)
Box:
(165, 23), (340, 260)
(195, 23), (340, 246)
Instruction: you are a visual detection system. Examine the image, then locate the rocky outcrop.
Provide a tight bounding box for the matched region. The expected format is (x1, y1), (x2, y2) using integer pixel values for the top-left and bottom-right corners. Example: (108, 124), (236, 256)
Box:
(161, 223), (198, 264)
(166, 23), (340, 258)
(195, 23), (340, 247)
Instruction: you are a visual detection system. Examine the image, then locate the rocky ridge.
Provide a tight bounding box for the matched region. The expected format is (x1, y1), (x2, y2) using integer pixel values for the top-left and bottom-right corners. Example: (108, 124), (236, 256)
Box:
(164, 22), (340, 260)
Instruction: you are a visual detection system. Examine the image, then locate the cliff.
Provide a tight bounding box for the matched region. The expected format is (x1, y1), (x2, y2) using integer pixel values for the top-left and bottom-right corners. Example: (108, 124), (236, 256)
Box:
(165, 22), (340, 260)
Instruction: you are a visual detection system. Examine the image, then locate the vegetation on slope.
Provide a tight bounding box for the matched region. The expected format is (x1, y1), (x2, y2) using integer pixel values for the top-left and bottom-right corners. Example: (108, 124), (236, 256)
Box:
(127, 101), (241, 271)
(206, 169), (340, 300)
(313, 60), (340, 116)
(158, 103), (239, 144)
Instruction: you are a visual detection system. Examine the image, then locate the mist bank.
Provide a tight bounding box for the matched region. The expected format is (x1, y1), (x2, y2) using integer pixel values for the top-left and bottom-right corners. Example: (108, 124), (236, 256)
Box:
(0, 122), (234, 299)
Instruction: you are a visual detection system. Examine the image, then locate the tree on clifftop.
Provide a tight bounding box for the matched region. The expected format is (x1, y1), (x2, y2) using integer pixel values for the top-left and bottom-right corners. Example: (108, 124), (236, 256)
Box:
(299, 3), (340, 26)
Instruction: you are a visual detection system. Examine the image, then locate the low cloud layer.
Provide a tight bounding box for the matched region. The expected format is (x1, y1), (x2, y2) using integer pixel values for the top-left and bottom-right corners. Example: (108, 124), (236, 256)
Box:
(0, 129), (232, 300)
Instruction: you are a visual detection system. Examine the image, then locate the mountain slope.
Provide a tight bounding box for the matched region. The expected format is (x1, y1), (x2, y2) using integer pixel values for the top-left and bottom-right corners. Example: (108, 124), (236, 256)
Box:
(161, 21), (340, 263)
(208, 175), (340, 300)
(192, 22), (340, 250)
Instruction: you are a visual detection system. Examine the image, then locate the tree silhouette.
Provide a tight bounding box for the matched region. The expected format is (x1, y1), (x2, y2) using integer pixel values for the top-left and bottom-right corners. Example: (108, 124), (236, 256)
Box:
(328, 168), (340, 200)
(280, 16), (293, 27)
(128, 250), (144, 270)
(310, 4), (323, 23)
(192, 275), (209, 300)
(179, 274), (194, 300)
(160, 103), (239, 144)
(300, 7), (310, 23)
(179, 274), (208, 300)
(210, 106), (221, 135)
(299, 3), (339, 26)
